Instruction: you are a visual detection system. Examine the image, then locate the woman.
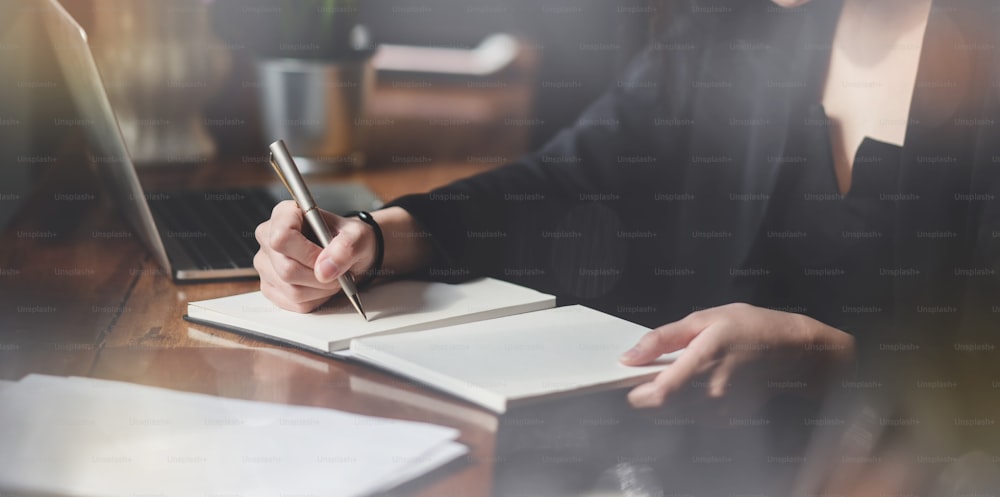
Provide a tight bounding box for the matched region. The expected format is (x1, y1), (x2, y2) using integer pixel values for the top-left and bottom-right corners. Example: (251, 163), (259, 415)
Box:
(254, 0), (999, 420)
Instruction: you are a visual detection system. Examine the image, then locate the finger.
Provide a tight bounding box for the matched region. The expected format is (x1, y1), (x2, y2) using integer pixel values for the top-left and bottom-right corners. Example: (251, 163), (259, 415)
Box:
(255, 250), (341, 291)
(627, 349), (703, 409)
(260, 280), (333, 314)
(265, 201), (324, 267)
(315, 222), (366, 283)
(620, 313), (708, 365)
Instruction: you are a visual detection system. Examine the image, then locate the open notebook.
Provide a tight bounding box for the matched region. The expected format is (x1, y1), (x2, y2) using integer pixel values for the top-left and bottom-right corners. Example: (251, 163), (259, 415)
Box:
(188, 279), (682, 412)
(186, 278), (556, 353)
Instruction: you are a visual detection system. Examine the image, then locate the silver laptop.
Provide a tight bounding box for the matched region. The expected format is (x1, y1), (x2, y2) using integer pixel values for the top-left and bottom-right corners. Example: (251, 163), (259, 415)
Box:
(35, 0), (380, 281)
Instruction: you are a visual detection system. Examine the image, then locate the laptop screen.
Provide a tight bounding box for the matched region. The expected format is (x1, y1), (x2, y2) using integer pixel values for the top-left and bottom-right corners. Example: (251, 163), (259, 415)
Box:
(37, 0), (171, 272)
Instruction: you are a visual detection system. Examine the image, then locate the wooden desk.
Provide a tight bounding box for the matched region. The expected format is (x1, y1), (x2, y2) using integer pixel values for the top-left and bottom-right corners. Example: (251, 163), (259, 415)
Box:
(0, 148), (826, 497)
(0, 155), (505, 497)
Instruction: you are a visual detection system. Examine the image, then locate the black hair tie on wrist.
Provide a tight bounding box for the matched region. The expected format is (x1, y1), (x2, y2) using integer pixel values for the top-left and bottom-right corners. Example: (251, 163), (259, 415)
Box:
(346, 210), (383, 288)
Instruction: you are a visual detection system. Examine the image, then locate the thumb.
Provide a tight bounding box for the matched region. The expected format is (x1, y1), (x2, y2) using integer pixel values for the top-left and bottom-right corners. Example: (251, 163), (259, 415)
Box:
(315, 229), (360, 283)
(620, 316), (705, 365)
(314, 241), (350, 283)
(313, 218), (364, 283)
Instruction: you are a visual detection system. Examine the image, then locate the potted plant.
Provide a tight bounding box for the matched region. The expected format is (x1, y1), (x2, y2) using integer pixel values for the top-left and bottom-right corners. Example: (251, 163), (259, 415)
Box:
(252, 0), (375, 172)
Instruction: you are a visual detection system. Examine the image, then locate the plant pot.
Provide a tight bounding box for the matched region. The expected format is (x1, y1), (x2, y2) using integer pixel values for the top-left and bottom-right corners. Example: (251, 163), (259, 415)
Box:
(256, 57), (374, 173)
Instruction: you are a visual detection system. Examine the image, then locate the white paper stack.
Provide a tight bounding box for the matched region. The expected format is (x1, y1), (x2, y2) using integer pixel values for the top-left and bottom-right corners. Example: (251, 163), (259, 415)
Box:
(0, 375), (466, 497)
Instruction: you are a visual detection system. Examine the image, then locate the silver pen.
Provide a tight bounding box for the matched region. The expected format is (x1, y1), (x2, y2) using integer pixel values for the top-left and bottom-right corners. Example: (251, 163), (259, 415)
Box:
(268, 139), (368, 321)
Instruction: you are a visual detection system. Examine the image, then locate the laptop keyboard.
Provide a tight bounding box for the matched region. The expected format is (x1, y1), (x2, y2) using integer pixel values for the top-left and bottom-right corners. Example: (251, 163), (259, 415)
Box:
(147, 188), (276, 270)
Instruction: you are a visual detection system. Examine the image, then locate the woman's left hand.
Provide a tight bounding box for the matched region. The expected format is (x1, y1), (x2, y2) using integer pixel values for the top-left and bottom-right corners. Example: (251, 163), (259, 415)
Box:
(620, 303), (855, 415)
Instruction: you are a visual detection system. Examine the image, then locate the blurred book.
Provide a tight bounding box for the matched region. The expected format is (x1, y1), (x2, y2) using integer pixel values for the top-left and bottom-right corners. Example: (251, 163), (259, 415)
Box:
(373, 33), (520, 78)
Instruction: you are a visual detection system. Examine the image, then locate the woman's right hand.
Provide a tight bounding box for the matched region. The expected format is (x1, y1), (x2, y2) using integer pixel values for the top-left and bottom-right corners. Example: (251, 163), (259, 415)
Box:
(253, 200), (377, 313)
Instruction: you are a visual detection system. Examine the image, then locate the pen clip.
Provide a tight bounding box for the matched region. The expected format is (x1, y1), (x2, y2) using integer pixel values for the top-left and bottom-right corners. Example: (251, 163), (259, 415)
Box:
(268, 152), (295, 197)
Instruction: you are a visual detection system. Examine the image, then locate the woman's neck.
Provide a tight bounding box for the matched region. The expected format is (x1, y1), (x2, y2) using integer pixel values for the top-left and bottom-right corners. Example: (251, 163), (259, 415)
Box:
(821, 0), (934, 194)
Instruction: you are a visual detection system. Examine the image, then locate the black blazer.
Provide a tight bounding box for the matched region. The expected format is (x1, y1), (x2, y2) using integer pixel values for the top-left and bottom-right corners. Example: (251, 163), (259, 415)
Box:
(389, 0), (1000, 349)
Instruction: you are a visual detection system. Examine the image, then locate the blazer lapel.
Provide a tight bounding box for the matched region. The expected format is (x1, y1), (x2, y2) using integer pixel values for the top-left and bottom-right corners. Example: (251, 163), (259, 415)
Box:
(728, 1), (843, 267)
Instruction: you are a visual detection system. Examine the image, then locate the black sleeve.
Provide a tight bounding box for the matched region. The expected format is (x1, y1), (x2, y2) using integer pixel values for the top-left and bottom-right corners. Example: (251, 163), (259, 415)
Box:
(385, 41), (692, 301)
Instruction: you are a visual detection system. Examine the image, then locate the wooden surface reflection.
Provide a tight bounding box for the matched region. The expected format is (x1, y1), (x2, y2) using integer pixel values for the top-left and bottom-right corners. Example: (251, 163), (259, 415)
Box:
(0, 154), (504, 496)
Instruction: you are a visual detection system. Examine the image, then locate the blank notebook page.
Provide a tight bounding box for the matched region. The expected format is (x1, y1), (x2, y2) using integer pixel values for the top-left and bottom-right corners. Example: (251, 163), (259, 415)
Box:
(187, 278), (555, 351)
(351, 305), (682, 411)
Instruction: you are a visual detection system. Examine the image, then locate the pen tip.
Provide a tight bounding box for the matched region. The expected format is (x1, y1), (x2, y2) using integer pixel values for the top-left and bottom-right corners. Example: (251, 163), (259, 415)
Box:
(349, 294), (368, 322)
